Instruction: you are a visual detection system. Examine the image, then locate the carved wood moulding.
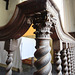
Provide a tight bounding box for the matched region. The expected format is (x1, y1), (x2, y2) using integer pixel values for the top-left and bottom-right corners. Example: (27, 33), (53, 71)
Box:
(0, 0), (49, 41)
(0, 0), (75, 43)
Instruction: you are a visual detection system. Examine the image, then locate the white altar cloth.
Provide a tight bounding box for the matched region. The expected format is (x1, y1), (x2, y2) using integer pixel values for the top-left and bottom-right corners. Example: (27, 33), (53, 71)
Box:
(20, 37), (36, 60)
(0, 39), (22, 69)
(0, 37), (36, 70)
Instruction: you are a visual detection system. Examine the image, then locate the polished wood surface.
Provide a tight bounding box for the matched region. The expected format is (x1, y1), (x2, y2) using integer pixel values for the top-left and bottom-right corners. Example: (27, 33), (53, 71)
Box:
(0, 0), (75, 75)
(0, 0), (53, 40)
(0, 0), (75, 41)
(0, 1), (32, 41)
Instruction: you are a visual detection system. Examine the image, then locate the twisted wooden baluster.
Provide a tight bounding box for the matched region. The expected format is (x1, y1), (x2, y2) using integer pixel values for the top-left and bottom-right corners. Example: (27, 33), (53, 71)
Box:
(73, 46), (75, 74)
(32, 11), (55, 75)
(56, 51), (62, 75)
(4, 39), (14, 75)
(72, 47), (75, 75)
(63, 49), (68, 75)
(70, 47), (74, 75)
(6, 52), (13, 75)
(34, 40), (52, 75)
(67, 48), (71, 75)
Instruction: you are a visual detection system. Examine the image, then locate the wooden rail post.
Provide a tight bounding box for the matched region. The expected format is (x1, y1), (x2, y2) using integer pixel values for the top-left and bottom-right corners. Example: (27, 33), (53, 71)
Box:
(62, 43), (68, 75)
(69, 43), (74, 75)
(4, 39), (16, 75)
(32, 11), (55, 75)
(73, 45), (75, 74)
(55, 50), (62, 75)
(67, 43), (71, 75)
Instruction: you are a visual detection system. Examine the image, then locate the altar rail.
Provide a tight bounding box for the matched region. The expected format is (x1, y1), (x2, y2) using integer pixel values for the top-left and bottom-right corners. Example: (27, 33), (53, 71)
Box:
(1, 0), (75, 75)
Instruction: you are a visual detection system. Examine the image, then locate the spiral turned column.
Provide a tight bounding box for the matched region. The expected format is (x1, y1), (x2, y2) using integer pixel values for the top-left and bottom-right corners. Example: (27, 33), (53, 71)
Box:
(4, 39), (14, 75)
(62, 49), (68, 75)
(55, 51), (62, 75)
(32, 11), (55, 75)
(67, 48), (71, 75)
(6, 52), (13, 75)
(72, 47), (75, 75)
(70, 47), (74, 75)
(73, 46), (75, 74)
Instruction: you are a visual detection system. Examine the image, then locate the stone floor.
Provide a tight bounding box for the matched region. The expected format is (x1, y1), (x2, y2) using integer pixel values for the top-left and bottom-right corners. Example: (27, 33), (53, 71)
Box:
(0, 64), (57, 75)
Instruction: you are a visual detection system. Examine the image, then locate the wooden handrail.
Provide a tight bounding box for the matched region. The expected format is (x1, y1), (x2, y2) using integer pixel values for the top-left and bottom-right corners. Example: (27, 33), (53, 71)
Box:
(0, 0), (75, 75)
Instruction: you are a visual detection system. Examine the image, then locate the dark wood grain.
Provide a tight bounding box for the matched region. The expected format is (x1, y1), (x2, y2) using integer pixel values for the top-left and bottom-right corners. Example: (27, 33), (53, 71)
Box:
(0, 4), (31, 41)
(0, 0), (74, 41)
(0, 0), (46, 41)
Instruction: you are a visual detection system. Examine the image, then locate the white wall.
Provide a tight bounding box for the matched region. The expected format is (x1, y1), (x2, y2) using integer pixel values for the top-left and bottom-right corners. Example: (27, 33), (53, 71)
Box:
(63, 0), (75, 32)
(0, 1), (9, 27)
(73, 0), (75, 31)
(0, 0), (27, 27)
(53, 0), (64, 27)
(53, 0), (75, 33)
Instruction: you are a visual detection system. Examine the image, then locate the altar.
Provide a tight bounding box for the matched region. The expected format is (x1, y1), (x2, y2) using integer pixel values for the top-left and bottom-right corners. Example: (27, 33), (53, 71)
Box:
(0, 37), (36, 71)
